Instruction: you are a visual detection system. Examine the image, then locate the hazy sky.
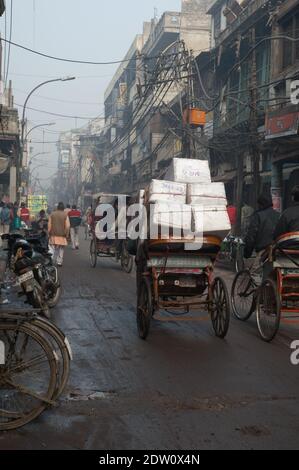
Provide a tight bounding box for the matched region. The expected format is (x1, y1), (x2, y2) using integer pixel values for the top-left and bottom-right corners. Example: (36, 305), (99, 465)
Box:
(0, 0), (181, 187)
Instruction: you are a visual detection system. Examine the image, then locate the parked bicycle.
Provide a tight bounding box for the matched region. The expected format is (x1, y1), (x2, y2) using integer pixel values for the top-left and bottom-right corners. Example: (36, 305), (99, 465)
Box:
(0, 309), (72, 430)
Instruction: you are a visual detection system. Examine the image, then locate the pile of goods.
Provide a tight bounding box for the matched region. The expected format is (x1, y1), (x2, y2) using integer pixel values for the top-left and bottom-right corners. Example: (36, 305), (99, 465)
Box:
(142, 158), (231, 242)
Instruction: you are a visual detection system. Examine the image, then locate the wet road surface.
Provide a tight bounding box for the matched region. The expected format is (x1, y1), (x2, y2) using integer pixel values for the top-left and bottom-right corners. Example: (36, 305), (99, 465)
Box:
(1, 234), (299, 450)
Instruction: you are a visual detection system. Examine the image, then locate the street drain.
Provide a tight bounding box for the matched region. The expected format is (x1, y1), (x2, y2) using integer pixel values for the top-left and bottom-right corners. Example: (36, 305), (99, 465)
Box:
(65, 390), (116, 402)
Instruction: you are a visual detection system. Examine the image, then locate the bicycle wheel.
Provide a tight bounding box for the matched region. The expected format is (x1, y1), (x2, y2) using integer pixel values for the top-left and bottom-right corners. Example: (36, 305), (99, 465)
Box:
(231, 269), (256, 321)
(121, 242), (134, 274)
(234, 244), (245, 273)
(0, 321), (58, 430)
(136, 277), (152, 340)
(31, 317), (71, 399)
(210, 277), (230, 338)
(90, 237), (97, 268)
(256, 279), (281, 342)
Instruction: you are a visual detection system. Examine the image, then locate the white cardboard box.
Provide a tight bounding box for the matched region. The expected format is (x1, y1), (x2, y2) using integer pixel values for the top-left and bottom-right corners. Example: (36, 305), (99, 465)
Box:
(187, 182), (226, 198)
(192, 205), (231, 240)
(188, 196), (227, 206)
(149, 179), (187, 196)
(150, 202), (193, 239)
(164, 158), (211, 184)
(187, 182), (227, 206)
(149, 193), (186, 204)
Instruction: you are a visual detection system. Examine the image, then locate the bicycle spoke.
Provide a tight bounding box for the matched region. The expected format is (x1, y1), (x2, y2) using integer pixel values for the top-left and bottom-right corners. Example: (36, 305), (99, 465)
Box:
(8, 353), (49, 374)
(3, 378), (56, 406)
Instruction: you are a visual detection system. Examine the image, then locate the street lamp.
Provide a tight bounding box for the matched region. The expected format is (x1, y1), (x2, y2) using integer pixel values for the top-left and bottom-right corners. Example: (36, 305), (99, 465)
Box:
(21, 76), (76, 146)
(25, 122), (56, 142)
(18, 76), (75, 201)
(28, 152), (49, 166)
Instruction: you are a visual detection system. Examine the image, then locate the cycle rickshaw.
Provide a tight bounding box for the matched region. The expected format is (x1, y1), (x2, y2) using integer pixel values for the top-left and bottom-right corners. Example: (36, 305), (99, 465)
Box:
(231, 231), (299, 341)
(135, 235), (230, 340)
(89, 193), (134, 273)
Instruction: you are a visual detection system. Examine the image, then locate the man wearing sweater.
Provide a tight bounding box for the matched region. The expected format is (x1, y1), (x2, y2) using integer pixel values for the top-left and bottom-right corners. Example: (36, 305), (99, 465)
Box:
(68, 204), (82, 250)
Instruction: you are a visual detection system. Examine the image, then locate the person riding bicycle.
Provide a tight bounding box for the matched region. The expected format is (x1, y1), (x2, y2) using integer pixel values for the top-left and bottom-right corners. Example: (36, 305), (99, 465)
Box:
(273, 185), (299, 242)
(244, 194), (280, 266)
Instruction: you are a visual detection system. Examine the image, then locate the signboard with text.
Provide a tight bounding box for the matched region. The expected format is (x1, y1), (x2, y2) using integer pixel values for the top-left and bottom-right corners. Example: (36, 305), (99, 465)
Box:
(265, 111), (299, 139)
(27, 195), (48, 215)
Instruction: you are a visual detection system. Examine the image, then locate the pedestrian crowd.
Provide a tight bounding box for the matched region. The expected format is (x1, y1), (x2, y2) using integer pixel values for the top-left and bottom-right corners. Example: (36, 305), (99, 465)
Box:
(0, 199), (82, 267)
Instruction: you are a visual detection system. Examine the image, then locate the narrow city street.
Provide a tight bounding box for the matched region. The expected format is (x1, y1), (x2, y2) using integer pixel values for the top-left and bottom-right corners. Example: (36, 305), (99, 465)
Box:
(0, 233), (298, 450)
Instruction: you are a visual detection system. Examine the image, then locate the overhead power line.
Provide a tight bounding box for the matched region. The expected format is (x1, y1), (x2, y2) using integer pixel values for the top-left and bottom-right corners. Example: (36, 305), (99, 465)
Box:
(0, 37), (180, 65)
(14, 88), (104, 106)
(15, 102), (105, 120)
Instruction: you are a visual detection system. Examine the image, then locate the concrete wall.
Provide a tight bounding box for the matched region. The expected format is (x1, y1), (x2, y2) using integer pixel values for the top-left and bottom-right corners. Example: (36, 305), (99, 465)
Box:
(180, 0), (214, 52)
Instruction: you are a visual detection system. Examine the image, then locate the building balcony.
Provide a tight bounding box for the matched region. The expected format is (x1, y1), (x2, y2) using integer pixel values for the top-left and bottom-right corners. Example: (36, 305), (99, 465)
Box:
(0, 107), (19, 139)
(215, 0), (269, 47)
(142, 12), (181, 56)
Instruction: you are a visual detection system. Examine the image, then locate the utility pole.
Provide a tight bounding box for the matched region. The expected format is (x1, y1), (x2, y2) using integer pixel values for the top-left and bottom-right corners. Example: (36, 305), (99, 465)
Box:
(182, 50), (193, 159)
(249, 26), (260, 209)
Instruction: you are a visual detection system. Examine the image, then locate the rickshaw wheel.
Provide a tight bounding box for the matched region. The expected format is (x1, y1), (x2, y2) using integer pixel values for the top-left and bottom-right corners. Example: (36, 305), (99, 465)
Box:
(121, 241), (134, 274)
(210, 277), (230, 338)
(136, 277), (152, 340)
(90, 237), (97, 268)
(256, 279), (281, 342)
(231, 269), (256, 321)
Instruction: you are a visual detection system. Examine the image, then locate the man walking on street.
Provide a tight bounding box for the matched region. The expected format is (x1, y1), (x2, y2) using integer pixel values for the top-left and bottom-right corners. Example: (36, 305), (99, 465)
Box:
(64, 204), (71, 216)
(68, 204), (82, 250)
(48, 202), (70, 266)
(20, 202), (30, 227)
(0, 203), (11, 235)
(244, 194), (280, 280)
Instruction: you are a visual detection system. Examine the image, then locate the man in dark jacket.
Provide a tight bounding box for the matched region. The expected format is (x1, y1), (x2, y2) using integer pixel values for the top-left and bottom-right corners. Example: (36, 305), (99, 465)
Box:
(274, 186), (299, 241)
(244, 194), (280, 259)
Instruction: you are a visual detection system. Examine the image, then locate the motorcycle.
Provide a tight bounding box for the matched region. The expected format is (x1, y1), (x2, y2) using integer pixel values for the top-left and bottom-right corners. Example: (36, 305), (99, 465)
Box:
(13, 239), (51, 318)
(26, 232), (61, 308)
(2, 233), (61, 316)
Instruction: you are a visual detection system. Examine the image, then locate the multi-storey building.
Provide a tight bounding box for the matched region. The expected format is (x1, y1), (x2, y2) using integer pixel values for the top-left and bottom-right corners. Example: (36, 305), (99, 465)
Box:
(202, 0), (279, 231)
(101, 0), (213, 194)
(264, 0), (299, 209)
(0, 37), (20, 204)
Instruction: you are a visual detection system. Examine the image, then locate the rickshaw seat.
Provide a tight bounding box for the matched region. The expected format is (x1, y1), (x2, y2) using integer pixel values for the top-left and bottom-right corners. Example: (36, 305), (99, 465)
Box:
(275, 232), (299, 251)
(147, 255), (213, 269)
(273, 233), (299, 269)
(147, 236), (222, 255)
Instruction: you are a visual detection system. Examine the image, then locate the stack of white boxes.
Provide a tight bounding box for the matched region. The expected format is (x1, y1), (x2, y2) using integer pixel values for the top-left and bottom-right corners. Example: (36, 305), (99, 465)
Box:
(146, 158), (231, 242)
(146, 179), (192, 238)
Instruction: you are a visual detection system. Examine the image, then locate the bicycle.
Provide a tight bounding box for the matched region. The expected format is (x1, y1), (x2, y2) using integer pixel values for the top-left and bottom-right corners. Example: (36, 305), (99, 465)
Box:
(231, 258), (262, 321)
(231, 234), (299, 342)
(217, 234), (245, 273)
(0, 309), (72, 430)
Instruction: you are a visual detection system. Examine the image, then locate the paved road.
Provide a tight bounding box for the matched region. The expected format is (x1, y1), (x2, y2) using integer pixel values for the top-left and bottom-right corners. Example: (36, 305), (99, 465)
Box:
(1, 235), (299, 450)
